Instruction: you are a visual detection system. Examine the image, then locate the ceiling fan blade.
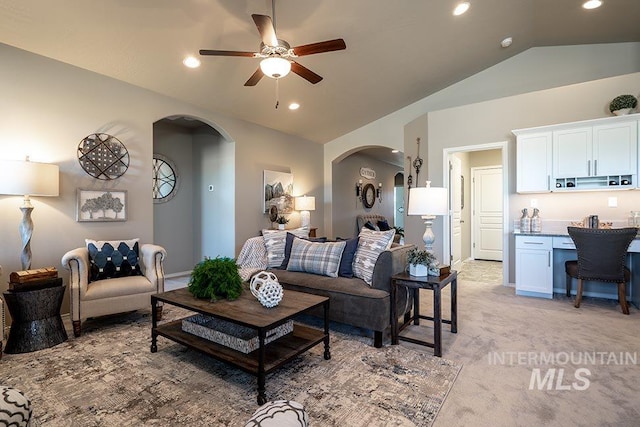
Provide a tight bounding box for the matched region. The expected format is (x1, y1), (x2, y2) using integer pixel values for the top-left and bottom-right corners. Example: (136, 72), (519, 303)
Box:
(291, 61), (323, 84)
(199, 49), (256, 57)
(252, 14), (278, 47)
(244, 68), (264, 86)
(292, 39), (346, 57)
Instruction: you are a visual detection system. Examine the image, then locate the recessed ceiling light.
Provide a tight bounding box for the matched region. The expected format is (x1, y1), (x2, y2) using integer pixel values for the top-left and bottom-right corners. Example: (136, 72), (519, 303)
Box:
(582, 0), (602, 9)
(289, 102), (300, 110)
(453, 2), (470, 16)
(183, 56), (201, 68)
(501, 37), (513, 48)
(391, 149), (399, 153)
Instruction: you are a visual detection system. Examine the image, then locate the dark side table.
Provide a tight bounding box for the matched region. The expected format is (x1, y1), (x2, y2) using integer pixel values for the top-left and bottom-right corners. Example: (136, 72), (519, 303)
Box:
(391, 271), (457, 357)
(3, 285), (68, 354)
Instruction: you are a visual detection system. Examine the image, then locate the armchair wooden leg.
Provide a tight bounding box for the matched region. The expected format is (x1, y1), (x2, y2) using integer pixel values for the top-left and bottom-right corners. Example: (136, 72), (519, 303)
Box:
(72, 320), (82, 337)
(155, 305), (163, 321)
(566, 274), (572, 297)
(574, 279), (584, 308)
(374, 331), (383, 348)
(618, 283), (630, 315)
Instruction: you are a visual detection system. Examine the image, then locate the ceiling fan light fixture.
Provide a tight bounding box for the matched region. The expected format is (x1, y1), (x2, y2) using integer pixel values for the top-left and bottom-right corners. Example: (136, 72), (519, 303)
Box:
(453, 2), (470, 16)
(260, 56), (291, 79)
(289, 102), (300, 110)
(182, 56), (201, 68)
(582, 0), (602, 9)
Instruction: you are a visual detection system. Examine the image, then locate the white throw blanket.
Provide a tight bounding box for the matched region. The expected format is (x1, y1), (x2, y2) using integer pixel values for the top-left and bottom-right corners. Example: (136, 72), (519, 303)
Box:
(236, 236), (268, 281)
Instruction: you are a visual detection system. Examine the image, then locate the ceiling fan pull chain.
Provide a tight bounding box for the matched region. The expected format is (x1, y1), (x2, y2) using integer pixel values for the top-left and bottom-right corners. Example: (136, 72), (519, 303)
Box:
(275, 78), (280, 109)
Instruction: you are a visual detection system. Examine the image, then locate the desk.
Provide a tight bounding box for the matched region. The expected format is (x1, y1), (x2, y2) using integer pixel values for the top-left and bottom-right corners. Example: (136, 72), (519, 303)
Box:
(3, 285), (68, 354)
(391, 271), (457, 357)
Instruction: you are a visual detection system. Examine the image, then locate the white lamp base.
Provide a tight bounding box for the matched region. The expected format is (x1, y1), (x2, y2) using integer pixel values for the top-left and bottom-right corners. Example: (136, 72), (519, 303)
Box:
(19, 196), (34, 270)
(300, 210), (311, 229)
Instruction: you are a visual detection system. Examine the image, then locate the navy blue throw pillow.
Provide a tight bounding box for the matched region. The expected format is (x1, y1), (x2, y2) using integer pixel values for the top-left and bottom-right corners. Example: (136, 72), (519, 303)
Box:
(377, 219), (391, 231)
(336, 236), (359, 278)
(86, 239), (142, 282)
(363, 221), (377, 230)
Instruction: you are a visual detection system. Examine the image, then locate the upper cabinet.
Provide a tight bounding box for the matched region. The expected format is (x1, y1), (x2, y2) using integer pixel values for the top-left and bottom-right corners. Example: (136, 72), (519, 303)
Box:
(514, 115), (639, 193)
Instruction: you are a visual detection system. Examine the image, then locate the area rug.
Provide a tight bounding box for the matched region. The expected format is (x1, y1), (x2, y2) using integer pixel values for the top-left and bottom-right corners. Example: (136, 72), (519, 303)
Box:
(2, 307), (461, 426)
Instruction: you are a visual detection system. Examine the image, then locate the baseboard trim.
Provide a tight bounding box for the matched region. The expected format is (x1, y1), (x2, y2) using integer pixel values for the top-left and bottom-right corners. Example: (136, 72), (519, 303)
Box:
(166, 271), (192, 279)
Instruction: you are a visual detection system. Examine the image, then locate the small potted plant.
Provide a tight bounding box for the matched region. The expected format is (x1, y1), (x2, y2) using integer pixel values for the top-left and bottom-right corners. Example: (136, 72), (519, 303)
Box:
(407, 247), (437, 277)
(275, 215), (289, 230)
(609, 94), (638, 116)
(393, 226), (404, 243)
(188, 256), (244, 302)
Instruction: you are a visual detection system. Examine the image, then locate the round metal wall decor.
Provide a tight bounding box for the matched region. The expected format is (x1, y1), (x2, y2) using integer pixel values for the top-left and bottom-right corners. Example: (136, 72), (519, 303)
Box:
(153, 154), (179, 203)
(77, 133), (130, 180)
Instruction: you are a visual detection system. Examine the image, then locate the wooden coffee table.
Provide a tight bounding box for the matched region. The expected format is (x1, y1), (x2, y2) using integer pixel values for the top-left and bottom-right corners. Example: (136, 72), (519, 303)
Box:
(151, 288), (330, 404)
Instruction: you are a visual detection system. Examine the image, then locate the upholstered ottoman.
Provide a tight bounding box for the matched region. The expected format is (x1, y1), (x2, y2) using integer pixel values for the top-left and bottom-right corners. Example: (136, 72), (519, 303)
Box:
(0, 386), (32, 426)
(245, 400), (308, 427)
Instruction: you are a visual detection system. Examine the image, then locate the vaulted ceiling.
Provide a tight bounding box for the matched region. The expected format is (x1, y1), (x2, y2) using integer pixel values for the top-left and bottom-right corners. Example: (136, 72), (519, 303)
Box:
(1, 0), (639, 143)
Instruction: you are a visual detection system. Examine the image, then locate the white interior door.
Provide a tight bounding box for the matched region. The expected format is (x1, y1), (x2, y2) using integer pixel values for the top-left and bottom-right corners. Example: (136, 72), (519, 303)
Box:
(473, 166), (503, 261)
(449, 156), (462, 270)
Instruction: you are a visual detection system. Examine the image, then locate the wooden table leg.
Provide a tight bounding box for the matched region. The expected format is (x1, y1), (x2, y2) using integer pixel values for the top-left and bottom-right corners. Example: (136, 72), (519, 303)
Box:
(257, 329), (267, 405)
(151, 296), (158, 353)
(413, 287), (420, 326)
(323, 300), (331, 359)
(433, 286), (442, 357)
(391, 279), (398, 345)
(451, 276), (458, 333)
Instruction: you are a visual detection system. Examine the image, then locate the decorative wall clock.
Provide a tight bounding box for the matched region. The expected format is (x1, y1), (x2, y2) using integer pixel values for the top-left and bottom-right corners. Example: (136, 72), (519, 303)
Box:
(152, 154), (178, 203)
(77, 133), (130, 180)
(362, 183), (376, 208)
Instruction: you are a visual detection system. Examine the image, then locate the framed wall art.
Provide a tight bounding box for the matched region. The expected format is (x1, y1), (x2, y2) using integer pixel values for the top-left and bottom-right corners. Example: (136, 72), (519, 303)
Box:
(263, 170), (294, 214)
(77, 189), (127, 222)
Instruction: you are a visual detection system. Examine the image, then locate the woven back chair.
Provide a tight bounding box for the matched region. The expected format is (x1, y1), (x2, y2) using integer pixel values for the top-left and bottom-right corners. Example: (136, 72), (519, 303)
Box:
(565, 226), (637, 314)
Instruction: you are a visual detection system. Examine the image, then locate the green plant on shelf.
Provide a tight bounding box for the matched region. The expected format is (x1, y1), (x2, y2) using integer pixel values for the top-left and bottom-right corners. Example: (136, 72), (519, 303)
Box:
(275, 215), (289, 225)
(609, 94), (637, 113)
(407, 247), (437, 267)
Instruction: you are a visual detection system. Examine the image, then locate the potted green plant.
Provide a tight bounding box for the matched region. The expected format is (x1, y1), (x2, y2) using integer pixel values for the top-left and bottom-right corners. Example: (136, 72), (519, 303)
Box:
(188, 256), (244, 301)
(275, 215), (289, 230)
(407, 247), (437, 276)
(609, 94), (638, 115)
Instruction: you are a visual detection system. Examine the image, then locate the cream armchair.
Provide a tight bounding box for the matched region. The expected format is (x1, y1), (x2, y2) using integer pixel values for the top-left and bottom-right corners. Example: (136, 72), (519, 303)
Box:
(61, 243), (167, 337)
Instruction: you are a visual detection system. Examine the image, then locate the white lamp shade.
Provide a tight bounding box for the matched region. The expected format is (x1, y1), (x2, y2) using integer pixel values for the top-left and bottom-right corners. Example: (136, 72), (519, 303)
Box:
(260, 57), (291, 78)
(408, 183), (448, 216)
(0, 159), (59, 196)
(295, 196), (316, 211)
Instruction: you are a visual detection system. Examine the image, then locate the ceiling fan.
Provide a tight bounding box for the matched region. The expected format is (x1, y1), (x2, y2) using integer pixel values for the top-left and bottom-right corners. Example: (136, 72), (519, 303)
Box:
(199, 0), (346, 87)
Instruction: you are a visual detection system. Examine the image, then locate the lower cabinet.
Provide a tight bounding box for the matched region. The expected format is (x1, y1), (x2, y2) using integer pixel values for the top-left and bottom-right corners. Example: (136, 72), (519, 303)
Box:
(515, 235), (553, 299)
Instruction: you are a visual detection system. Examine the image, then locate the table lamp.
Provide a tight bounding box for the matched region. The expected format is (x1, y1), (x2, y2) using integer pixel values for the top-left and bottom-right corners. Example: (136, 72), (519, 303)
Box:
(408, 181), (448, 255)
(294, 195), (316, 229)
(0, 157), (59, 270)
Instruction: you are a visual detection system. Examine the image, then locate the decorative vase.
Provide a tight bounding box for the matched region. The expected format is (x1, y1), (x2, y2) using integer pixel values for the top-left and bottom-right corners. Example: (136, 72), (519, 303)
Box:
(278, 224), (285, 230)
(612, 108), (633, 116)
(250, 271), (283, 308)
(409, 263), (428, 277)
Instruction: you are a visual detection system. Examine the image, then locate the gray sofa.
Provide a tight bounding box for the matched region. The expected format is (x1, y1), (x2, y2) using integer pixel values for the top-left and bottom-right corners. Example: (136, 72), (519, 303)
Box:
(271, 243), (414, 347)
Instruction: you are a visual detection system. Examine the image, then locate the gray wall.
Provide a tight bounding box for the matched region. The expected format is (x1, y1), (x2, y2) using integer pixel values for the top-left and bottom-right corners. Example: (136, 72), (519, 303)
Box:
(332, 152), (402, 238)
(153, 121), (195, 274)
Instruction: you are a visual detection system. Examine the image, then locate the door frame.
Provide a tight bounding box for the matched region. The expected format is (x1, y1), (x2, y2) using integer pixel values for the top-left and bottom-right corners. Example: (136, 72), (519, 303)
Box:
(442, 141), (509, 287)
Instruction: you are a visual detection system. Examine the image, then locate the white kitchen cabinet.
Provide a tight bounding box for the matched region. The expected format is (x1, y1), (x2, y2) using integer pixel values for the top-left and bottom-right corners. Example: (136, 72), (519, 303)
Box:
(592, 120), (637, 176)
(515, 235), (553, 299)
(516, 131), (552, 192)
(553, 127), (591, 178)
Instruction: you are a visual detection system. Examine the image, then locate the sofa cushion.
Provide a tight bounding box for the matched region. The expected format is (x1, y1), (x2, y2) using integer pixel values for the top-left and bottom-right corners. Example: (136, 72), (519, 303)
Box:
(280, 232), (328, 269)
(86, 238), (142, 282)
(352, 229), (395, 286)
(363, 220), (378, 231)
(286, 238), (346, 278)
(336, 236), (359, 278)
(377, 219), (392, 231)
(262, 228), (309, 268)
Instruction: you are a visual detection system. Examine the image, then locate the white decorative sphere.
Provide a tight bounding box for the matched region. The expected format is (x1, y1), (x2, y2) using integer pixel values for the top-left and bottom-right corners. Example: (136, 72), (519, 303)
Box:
(250, 271), (283, 308)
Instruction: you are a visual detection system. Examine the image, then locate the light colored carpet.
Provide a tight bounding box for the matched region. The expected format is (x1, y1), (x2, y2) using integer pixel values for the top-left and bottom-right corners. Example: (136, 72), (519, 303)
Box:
(431, 260), (640, 427)
(2, 306), (461, 426)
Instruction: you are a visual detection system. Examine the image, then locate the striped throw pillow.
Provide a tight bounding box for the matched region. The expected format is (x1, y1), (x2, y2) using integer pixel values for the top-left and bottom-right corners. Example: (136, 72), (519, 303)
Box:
(352, 228), (396, 285)
(286, 238), (347, 277)
(262, 228), (309, 268)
